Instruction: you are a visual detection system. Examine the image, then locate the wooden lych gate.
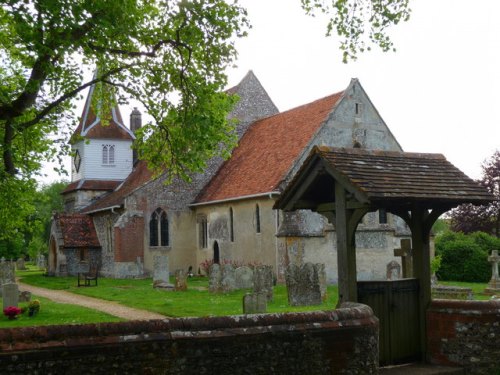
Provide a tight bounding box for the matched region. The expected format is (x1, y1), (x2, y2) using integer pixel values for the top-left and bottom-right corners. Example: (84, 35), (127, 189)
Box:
(274, 146), (493, 365)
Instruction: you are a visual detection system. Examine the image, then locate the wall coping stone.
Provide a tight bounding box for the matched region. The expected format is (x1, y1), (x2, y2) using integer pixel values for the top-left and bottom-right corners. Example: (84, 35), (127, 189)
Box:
(428, 299), (500, 315)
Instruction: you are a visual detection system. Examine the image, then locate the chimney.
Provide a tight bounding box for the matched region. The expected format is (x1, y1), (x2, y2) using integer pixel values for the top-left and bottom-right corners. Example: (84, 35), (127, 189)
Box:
(130, 107), (142, 164)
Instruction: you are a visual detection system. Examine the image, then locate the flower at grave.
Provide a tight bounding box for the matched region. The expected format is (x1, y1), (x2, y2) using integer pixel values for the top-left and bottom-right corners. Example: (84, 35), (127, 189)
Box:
(3, 306), (22, 320)
(28, 299), (41, 317)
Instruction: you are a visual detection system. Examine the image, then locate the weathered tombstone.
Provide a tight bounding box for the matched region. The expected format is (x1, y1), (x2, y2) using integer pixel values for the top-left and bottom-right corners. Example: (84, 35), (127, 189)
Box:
(235, 266), (254, 289)
(253, 265), (273, 301)
(243, 292), (267, 314)
(2, 283), (19, 309)
(18, 290), (32, 303)
(153, 255), (171, 288)
(316, 263), (327, 302)
(16, 258), (26, 271)
(221, 263), (236, 292)
(208, 263), (222, 293)
(386, 260), (401, 280)
(174, 269), (188, 291)
(285, 262), (322, 306)
(394, 239), (413, 278)
(485, 250), (500, 294)
(0, 261), (16, 297)
(37, 253), (47, 270)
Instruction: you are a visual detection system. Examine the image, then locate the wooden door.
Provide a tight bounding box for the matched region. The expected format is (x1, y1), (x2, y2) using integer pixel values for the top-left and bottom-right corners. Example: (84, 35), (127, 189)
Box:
(357, 279), (420, 366)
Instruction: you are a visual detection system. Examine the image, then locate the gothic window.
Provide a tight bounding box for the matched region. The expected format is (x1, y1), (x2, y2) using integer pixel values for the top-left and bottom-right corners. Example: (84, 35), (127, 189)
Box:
(150, 208), (169, 247)
(379, 209), (388, 224)
(102, 144), (116, 165)
(255, 204), (261, 233)
(229, 207), (234, 242)
(198, 215), (208, 249)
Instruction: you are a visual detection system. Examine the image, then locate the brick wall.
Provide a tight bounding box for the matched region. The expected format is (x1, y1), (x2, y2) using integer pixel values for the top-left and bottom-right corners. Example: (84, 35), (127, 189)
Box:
(0, 303), (378, 374)
(114, 214), (144, 262)
(427, 299), (500, 374)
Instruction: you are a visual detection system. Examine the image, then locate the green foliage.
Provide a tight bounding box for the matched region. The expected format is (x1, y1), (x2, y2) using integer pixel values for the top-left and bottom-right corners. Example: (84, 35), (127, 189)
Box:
(432, 218), (449, 236)
(435, 231), (499, 282)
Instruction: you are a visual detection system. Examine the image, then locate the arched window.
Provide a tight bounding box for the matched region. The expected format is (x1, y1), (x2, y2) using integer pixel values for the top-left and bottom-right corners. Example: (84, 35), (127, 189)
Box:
(102, 144), (116, 165)
(198, 214), (208, 249)
(102, 145), (108, 164)
(150, 208), (169, 247)
(229, 207), (234, 242)
(255, 204), (261, 233)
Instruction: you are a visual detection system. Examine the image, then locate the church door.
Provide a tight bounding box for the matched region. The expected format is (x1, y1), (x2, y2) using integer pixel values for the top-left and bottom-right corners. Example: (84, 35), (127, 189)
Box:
(213, 241), (220, 264)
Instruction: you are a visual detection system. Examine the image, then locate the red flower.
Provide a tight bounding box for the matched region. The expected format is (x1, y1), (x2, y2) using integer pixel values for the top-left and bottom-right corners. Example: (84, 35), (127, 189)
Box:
(3, 306), (22, 319)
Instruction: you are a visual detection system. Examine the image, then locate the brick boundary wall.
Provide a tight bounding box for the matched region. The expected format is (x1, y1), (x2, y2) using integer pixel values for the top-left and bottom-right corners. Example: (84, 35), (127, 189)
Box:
(427, 299), (500, 374)
(0, 303), (378, 374)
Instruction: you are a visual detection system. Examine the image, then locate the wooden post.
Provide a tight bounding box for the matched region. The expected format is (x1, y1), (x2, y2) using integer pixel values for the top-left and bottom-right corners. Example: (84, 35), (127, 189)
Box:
(394, 239), (413, 278)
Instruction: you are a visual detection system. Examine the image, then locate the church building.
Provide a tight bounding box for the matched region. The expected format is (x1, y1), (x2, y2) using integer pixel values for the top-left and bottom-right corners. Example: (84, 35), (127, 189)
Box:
(50, 71), (410, 281)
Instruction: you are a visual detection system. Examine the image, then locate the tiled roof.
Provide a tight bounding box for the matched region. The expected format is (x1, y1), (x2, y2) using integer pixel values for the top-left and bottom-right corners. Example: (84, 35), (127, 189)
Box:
(62, 180), (122, 194)
(56, 213), (100, 248)
(195, 92), (344, 203)
(275, 147), (494, 210)
(80, 160), (154, 213)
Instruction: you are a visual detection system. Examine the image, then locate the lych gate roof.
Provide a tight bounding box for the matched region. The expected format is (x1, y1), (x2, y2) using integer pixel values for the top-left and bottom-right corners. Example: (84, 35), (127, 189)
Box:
(56, 213), (100, 248)
(275, 146), (494, 211)
(195, 92), (344, 204)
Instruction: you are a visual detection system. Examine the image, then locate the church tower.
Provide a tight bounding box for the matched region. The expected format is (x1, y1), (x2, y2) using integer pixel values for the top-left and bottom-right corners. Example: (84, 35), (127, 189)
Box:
(62, 82), (135, 212)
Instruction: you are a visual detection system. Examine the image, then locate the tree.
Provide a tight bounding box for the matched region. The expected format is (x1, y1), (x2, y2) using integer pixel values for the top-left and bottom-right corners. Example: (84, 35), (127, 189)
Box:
(450, 150), (500, 236)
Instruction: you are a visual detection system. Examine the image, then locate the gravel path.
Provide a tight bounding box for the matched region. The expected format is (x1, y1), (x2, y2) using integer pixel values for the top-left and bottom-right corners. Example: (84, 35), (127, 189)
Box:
(17, 281), (167, 321)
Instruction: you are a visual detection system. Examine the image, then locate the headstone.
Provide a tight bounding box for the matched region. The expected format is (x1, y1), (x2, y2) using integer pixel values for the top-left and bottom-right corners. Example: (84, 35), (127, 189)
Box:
(243, 292), (267, 314)
(221, 263), (236, 292)
(37, 253), (47, 270)
(209, 263), (222, 293)
(315, 263), (327, 302)
(253, 265), (273, 301)
(386, 260), (401, 280)
(485, 250), (500, 294)
(16, 258), (26, 271)
(235, 266), (254, 289)
(153, 255), (171, 288)
(18, 290), (32, 302)
(174, 269), (187, 291)
(285, 263), (322, 306)
(394, 239), (413, 278)
(0, 261), (16, 297)
(2, 283), (19, 309)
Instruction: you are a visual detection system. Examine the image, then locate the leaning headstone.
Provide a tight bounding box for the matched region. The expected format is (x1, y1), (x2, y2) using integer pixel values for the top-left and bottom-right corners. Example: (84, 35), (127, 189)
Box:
(221, 263), (236, 292)
(2, 283), (19, 309)
(485, 250), (500, 294)
(153, 255), (172, 289)
(209, 263), (222, 293)
(285, 263), (322, 306)
(243, 292), (267, 314)
(235, 266), (254, 289)
(386, 260), (401, 280)
(174, 269), (188, 291)
(253, 265), (273, 301)
(16, 258), (26, 271)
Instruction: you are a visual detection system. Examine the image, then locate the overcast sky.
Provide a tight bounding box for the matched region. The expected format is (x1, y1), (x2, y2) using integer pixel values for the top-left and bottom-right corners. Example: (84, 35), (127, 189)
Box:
(41, 0), (499, 183)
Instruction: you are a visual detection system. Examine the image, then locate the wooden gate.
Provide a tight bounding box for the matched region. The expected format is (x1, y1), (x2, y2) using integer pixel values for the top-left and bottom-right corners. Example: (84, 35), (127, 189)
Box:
(357, 279), (420, 366)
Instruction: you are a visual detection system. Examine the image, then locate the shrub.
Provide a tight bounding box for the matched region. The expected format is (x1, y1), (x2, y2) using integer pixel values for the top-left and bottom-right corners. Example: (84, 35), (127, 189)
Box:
(435, 231), (493, 282)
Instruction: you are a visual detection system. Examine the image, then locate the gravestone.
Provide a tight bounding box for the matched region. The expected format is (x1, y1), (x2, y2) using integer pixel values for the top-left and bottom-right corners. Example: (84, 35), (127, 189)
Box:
(19, 291), (32, 302)
(221, 264), (236, 292)
(316, 263), (327, 302)
(174, 269), (187, 291)
(386, 260), (401, 280)
(485, 250), (500, 294)
(2, 283), (19, 309)
(253, 265), (273, 301)
(37, 253), (47, 270)
(209, 263), (222, 293)
(235, 266), (254, 289)
(16, 258), (26, 271)
(394, 239), (413, 278)
(153, 255), (171, 288)
(243, 292), (267, 314)
(0, 260), (15, 297)
(285, 263), (322, 306)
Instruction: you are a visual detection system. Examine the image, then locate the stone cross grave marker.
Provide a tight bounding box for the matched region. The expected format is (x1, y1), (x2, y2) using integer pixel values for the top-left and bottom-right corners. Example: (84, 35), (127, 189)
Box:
(253, 265), (273, 301)
(243, 292), (267, 314)
(485, 250), (500, 294)
(235, 266), (254, 289)
(394, 239), (413, 278)
(285, 263), (323, 306)
(2, 282), (19, 309)
(209, 263), (222, 293)
(174, 269), (188, 291)
(386, 260), (401, 280)
(153, 255), (170, 288)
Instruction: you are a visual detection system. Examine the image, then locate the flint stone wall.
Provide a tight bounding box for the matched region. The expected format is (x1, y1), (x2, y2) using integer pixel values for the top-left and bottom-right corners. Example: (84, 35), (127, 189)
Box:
(427, 299), (500, 374)
(0, 303), (378, 374)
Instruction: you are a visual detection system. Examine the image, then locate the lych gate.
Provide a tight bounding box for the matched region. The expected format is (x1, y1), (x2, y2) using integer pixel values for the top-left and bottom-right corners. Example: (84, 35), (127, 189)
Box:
(274, 146), (493, 365)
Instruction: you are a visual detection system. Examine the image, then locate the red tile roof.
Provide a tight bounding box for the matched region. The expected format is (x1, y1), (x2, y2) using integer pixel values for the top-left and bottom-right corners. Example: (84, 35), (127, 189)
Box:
(62, 180), (122, 194)
(56, 213), (101, 248)
(80, 160), (154, 213)
(195, 92), (344, 203)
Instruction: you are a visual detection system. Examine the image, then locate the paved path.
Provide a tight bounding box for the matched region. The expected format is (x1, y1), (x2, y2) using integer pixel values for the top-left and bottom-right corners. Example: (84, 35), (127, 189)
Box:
(17, 281), (167, 321)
